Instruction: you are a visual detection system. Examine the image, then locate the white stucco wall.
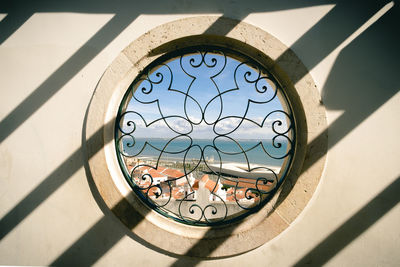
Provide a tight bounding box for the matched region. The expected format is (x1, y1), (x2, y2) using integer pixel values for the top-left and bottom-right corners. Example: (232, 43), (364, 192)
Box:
(0, 1), (399, 266)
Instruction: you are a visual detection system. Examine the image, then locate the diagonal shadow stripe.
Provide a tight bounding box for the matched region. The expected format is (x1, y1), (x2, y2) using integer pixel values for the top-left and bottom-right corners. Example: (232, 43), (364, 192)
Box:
(50, 196), (148, 266)
(275, 0), (390, 85)
(277, 0), (400, 207)
(170, 1), (399, 264)
(0, 10), (248, 248)
(293, 176), (400, 266)
(1, 1), (398, 265)
(0, 0), (341, 148)
(0, 12), (136, 144)
(0, 0), (345, 145)
(169, 227), (240, 267)
(0, 119), (110, 240)
(170, 176), (400, 267)
(0, 11), (32, 45)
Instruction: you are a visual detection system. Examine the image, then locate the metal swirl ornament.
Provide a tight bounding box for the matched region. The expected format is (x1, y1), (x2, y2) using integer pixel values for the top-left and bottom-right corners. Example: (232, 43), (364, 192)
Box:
(115, 46), (296, 226)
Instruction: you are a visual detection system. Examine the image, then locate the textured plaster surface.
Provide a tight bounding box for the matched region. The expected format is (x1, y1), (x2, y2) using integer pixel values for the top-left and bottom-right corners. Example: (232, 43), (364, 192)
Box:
(85, 16), (326, 257)
(0, 2), (399, 266)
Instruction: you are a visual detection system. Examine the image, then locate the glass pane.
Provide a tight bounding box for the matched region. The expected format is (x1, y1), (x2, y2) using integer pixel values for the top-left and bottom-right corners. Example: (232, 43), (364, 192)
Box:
(116, 47), (295, 226)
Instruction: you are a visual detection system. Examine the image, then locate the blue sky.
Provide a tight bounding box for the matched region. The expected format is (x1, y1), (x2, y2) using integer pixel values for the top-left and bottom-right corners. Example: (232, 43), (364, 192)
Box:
(121, 53), (290, 139)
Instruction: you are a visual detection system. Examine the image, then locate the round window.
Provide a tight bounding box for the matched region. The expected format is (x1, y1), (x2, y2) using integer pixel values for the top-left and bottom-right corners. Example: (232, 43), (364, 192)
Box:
(115, 46), (295, 226)
(85, 16), (327, 257)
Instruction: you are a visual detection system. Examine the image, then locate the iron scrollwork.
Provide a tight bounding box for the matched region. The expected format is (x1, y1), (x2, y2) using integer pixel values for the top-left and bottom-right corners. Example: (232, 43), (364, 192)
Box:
(115, 46), (295, 226)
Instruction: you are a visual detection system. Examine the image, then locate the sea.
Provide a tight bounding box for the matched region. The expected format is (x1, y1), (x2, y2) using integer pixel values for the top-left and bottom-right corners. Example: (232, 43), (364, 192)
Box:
(121, 137), (290, 167)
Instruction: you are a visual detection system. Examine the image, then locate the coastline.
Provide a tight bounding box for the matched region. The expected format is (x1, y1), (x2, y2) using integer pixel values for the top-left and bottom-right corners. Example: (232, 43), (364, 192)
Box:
(135, 154), (282, 168)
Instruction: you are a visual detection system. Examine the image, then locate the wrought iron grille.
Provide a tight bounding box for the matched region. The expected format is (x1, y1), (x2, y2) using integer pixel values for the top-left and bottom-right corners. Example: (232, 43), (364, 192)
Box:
(115, 46), (295, 226)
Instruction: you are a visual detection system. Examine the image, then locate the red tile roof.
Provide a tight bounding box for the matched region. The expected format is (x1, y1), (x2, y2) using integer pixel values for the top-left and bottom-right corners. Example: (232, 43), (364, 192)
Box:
(156, 166), (167, 172)
(225, 187), (259, 202)
(147, 187), (160, 197)
(200, 174), (209, 182)
(172, 188), (185, 199)
(200, 174), (219, 192)
(192, 180), (199, 190)
(161, 168), (185, 178)
(130, 165), (185, 180)
(222, 179), (273, 192)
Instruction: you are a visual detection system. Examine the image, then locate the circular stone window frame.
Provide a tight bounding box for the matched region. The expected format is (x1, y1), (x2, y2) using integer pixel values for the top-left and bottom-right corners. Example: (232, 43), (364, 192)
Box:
(85, 16), (327, 258)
